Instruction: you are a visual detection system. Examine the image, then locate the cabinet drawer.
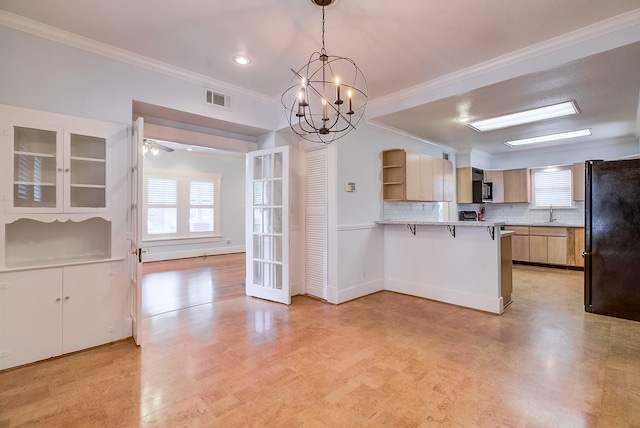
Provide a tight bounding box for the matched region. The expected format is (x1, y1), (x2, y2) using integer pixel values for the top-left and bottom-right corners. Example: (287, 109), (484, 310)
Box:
(504, 225), (529, 235)
(529, 226), (567, 237)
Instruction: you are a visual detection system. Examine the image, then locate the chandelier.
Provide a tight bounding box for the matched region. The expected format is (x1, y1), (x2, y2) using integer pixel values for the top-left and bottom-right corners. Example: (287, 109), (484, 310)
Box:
(281, 0), (368, 144)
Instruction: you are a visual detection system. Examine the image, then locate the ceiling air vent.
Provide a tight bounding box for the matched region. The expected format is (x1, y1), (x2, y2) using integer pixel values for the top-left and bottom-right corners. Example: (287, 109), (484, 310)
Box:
(204, 88), (232, 109)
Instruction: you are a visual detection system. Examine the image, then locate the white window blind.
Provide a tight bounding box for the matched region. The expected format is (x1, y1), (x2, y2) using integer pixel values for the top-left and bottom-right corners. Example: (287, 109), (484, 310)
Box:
(147, 178), (177, 234)
(533, 167), (572, 207)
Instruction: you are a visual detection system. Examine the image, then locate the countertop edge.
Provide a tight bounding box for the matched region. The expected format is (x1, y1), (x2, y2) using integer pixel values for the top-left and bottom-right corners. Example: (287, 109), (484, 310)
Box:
(376, 220), (505, 227)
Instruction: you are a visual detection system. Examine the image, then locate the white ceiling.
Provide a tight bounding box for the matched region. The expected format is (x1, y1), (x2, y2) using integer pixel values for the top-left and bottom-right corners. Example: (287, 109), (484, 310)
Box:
(1, 0), (639, 155)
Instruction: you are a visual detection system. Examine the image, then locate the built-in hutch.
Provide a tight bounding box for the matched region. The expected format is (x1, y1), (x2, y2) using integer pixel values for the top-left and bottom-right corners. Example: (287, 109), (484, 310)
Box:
(0, 105), (131, 370)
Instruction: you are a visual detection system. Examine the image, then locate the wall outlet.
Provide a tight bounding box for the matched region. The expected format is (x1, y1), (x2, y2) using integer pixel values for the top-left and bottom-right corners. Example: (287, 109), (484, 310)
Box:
(226, 239), (231, 244)
(107, 326), (115, 333)
(360, 269), (366, 279)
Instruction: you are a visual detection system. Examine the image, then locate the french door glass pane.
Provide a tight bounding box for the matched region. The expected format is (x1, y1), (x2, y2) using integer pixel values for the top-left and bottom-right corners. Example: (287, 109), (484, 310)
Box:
(274, 264), (283, 290)
(263, 208), (272, 234)
(263, 236), (272, 260)
(272, 208), (282, 234)
(274, 152), (283, 178)
(273, 179), (282, 205)
(263, 154), (273, 178)
(263, 263), (272, 288)
(274, 236), (282, 262)
(253, 156), (263, 180)
(253, 181), (263, 206)
(253, 208), (263, 233)
(263, 180), (272, 206)
(253, 235), (262, 259)
(253, 261), (263, 285)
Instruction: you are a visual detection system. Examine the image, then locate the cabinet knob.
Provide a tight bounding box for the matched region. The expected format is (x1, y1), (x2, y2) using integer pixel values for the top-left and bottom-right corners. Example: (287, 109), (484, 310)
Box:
(56, 298), (61, 302)
(57, 168), (63, 172)
(64, 168), (70, 172)
(65, 296), (70, 301)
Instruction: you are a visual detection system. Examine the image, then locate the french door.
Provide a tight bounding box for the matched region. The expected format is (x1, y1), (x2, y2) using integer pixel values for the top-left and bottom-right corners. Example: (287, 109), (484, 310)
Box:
(129, 117), (144, 344)
(245, 146), (290, 304)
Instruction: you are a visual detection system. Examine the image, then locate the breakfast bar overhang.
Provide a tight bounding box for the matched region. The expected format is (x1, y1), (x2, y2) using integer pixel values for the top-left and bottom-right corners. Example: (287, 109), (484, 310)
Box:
(378, 221), (513, 314)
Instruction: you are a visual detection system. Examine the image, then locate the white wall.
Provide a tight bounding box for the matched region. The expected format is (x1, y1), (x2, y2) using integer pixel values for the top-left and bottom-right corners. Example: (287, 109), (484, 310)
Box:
(332, 124), (452, 303)
(142, 149), (246, 261)
(0, 26), (278, 131)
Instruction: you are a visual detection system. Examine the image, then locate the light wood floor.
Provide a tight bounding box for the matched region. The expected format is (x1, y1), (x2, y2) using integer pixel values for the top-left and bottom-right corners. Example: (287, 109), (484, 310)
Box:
(2, 261), (640, 427)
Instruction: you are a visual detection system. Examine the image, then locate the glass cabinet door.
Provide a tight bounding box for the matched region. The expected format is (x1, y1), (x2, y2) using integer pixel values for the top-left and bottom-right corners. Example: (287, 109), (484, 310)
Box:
(67, 133), (106, 209)
(12, 126), (59, 209)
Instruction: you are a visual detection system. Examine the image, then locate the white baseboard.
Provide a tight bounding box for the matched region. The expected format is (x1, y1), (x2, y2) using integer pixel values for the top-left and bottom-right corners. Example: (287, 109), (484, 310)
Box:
(385, 278), (503, 314)
(337, 278), (385, 304)
(143, 246), (245, 262)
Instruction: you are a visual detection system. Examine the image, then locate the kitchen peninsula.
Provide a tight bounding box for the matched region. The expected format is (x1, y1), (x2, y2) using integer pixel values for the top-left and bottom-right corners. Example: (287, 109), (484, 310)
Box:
(377, 221), (512, 314)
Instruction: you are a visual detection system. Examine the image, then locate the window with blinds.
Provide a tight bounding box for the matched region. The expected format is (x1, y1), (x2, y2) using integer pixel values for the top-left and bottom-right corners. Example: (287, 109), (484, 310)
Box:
(144, 172), (220, 239)
(532, 166), (572, 208)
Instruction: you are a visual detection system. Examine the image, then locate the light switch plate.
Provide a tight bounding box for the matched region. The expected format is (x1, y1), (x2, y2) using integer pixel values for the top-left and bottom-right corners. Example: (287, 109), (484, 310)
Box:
(345, 182), (356, 192)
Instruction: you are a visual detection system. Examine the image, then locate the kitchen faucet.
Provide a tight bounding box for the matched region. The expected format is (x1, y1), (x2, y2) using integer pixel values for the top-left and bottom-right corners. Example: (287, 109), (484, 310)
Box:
(549, 205), (556, 223)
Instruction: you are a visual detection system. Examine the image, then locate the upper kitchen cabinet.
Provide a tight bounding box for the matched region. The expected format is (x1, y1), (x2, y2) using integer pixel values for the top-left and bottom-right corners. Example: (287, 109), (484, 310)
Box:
(6, 122), (108, 214)
(483, 170), (504, 203)
(382, 149), (452, 202)
(457, 167), (483, 204)
(503, 168), (531, 203)
(572, 162), (585, 202)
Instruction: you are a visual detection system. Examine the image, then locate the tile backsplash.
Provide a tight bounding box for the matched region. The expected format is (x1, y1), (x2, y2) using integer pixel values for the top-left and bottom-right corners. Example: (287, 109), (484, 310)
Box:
(383, 201), (585, 225)
(383, 201), (444, 222)
(458, 202), (585, 225)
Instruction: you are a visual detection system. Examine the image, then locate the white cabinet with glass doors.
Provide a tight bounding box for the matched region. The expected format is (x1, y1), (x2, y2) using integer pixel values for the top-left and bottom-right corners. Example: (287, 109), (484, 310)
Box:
(0, 105), (130, 369)
(8, 123), (107, 214)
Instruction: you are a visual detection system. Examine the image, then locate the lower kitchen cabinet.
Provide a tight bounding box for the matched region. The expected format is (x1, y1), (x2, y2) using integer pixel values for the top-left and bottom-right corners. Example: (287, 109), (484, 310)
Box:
(0, 262), (127, 370)
(505, 225), (583, 268)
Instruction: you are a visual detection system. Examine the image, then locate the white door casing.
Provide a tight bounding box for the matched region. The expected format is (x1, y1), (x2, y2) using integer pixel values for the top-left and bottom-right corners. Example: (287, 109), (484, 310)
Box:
(245, 146), (290, 305)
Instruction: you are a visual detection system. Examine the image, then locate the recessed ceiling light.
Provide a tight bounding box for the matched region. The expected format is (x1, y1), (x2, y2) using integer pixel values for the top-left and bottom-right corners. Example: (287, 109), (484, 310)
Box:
(468, 101), (579, 132)
(504, 129), (592, 147)
(233, 55), (252, 65)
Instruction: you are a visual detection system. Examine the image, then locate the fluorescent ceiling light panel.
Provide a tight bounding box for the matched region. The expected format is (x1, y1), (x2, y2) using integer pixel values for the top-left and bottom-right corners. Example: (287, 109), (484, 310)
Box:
(468, 101), (579, 132)
(504, 129), (592, 147)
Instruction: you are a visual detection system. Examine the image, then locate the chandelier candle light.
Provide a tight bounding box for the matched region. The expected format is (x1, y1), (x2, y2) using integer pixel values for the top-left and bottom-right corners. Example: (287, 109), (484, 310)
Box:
(282, 0), (368, 144)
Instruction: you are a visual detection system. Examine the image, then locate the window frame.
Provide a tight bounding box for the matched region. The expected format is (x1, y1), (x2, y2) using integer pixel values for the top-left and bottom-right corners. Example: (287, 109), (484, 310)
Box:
(143, 169), (221, 242)
(531, 165), (574, 209)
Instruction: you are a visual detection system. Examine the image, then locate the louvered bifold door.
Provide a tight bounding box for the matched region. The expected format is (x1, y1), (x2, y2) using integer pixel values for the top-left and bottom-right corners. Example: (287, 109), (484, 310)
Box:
(305, 149), (328, 300)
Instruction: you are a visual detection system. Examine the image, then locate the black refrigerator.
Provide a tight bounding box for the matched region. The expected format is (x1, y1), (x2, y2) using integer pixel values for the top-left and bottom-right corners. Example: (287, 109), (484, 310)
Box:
(584, 158), (640, 322)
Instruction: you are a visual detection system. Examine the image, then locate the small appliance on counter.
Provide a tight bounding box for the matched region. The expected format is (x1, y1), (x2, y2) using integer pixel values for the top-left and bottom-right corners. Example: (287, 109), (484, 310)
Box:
(458, 210), (478, 221)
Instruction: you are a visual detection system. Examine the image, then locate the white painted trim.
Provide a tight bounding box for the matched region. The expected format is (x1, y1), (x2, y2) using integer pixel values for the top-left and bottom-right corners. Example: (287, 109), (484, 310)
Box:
(143, 245), (245, 262)
(0, 11), (275, 104)
(336, 223), (380, 231)
(337, 279), (385, 304)
(367, 9), (640, 117)
(326, 144), (339, 304)
(385, 278), (503, 315)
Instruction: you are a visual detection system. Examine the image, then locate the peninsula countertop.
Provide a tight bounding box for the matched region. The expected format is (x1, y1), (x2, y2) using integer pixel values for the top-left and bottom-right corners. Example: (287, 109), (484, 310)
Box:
(376, 220), (505, 228)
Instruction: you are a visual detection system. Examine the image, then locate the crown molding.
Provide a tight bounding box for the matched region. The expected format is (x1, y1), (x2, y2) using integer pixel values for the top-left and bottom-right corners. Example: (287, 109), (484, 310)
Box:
(368, 8), (640, 116)
(365, 119), (457, 155)
(0, 11), (276, 105)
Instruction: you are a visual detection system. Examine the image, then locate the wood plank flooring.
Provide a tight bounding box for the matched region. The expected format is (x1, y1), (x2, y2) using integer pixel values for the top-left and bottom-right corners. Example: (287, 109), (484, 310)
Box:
(2, 263), (640, 427)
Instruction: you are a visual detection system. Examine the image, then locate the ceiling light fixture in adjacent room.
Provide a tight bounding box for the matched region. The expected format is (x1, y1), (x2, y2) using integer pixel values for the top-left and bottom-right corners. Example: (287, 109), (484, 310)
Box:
(281, 0), (368, 144)
(468, 101), (580, 132)
(504, 129), (592, 147)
